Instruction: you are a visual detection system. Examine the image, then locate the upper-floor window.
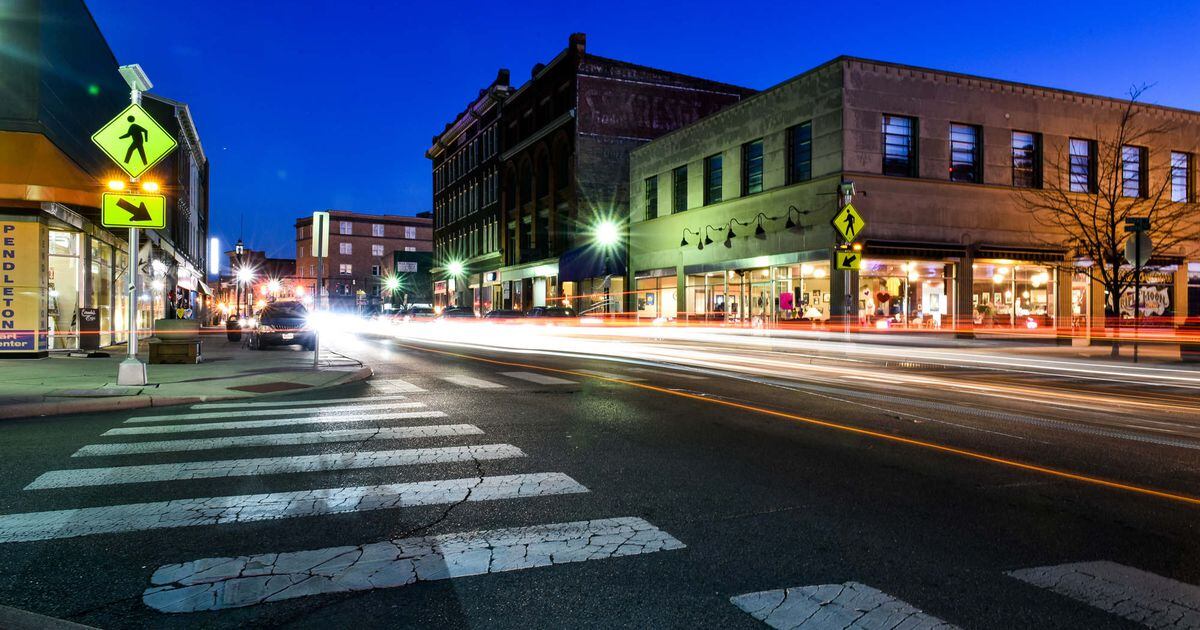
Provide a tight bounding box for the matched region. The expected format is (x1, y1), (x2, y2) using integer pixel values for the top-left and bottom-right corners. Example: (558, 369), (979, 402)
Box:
(1122, 145), (1146, 198)
(338, 263), (352, 275)
(371, 265), (381, 276)
(339, 242), (352, 255)
(644, 175), (659, 220)
(1171, 151), (1193, 203)
(704, 154), (723, 204)
(788, 122), (812, 184)
(405, 226), (417, 239)
(339, 221), (352, 235)
(372, 224), (384, 237)
(949, 123), (981, 183)
(672, 165), (688, 213)
(882, 115), (917, 177)
(743, 139), (764, 194)
(1012, 131), (1042, 189)
(1069, 138), (1096, 193)
(371, 244), (384, 257)
(404, 246), (416, 252)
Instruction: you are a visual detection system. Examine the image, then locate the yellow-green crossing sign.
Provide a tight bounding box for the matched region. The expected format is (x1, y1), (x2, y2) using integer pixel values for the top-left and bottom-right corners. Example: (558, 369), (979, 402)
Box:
(91, 103), (178, 179)
(101, 193), (166, 229)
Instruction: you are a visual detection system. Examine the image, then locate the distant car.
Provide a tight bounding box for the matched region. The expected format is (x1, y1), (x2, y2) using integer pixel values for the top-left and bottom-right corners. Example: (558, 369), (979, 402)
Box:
(438, 307), (477, 320)
(483, 309), (526, 320)
(403, 306), (436, 322)
(249, 301), (314, 351)
(527, 306), (577, 319)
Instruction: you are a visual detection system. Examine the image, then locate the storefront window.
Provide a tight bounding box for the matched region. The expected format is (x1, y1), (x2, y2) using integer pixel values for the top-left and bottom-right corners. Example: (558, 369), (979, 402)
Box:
(114, 249), (129, 344)
(859, 260), (955, 329)
(972, 262), (1054, 329)
(775, 262), (831, 322)
(90, 239), (114, 347)
(47, 231), (80, 350)
(1121, 268), (1175, 324)
(635, 275), (677, 320)
(1071, 272), (1091, 330)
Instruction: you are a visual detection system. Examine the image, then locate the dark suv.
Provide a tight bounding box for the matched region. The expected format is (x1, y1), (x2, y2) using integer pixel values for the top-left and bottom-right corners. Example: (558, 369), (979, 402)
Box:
(249, 301), (315, 350)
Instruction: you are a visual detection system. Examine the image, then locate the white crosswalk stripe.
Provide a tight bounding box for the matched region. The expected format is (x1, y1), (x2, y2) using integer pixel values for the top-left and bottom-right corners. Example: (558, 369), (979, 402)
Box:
(0, 473), (589, 543)
(731, 582), (958, 629)
(126, 401), (425, 423)
(1008, 561), (1200, 629)
(72, 424), (485, 457)
(143, 516), (683, 613)
(27, 444), (525, 489)
(575, 369), (645, 381)
(102, 411), (448, 436)
(440, 375), (507, 389)
(190, 394), (412, 410)
(500, 371), (576, 385)
(369, 378), (425, 393)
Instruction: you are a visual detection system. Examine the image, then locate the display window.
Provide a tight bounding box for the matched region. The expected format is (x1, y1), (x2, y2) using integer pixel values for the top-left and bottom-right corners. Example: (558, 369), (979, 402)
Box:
(47, 231), (81, 350)
(972, 262), (1055, 329)
(635, 275), (677, 321)
(859, 260), (955, 329)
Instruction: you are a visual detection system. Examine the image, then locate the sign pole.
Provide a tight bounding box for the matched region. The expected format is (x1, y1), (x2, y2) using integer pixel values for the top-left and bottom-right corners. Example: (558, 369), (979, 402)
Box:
(1134, 235), (1141, 364)
(117, 81), (148, 386)
(312, 211), (327, 370)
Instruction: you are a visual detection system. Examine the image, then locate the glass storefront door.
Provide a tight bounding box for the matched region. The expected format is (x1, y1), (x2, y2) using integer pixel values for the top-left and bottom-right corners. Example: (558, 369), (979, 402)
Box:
(47, 231), (81, 350)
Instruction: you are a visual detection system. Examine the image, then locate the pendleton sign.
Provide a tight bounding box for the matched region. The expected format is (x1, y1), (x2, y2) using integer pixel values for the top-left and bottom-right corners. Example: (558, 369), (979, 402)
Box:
(0, 220), (46, 354)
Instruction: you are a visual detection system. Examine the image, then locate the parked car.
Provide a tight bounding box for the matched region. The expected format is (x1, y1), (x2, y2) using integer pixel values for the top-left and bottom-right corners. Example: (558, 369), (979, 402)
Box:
(249, 301), (314, 350)
(438, 307), (477, 320)
(526, 306), (577, 319)
(483, 309), (526, 320)
(402, 305), (437, 322)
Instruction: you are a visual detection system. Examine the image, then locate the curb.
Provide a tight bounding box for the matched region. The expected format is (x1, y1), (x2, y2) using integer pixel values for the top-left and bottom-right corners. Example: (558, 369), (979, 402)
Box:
(0, 365), (373, 421)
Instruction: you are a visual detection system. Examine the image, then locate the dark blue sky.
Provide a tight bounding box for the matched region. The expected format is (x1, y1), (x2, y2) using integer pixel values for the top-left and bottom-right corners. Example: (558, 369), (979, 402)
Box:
(88, 0), (1200, 259)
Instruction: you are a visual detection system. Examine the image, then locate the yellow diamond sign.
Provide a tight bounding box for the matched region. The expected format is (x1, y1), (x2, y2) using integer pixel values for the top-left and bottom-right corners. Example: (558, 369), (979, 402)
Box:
(831, 203), (865, 243)
(835, 250), (861, 271)
(102, 193), (166, 229)
(92, 104), (177, 179)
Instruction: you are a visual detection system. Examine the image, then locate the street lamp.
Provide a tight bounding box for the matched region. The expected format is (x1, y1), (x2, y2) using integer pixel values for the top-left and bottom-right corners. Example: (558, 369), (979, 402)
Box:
(594, 219), (620, 248)
(234, 239), (245, 318)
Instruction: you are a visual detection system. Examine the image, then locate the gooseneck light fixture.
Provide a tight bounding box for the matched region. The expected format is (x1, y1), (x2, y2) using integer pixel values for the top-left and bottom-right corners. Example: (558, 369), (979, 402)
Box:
(678, 207), (813, 251)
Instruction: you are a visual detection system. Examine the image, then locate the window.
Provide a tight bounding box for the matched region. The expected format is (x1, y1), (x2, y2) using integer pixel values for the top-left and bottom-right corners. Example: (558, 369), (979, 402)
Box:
(743, 139), (764, 194)
(882, 115), (917, 177)
(704, 154), (723, 204)
(371, 224), (384, 237)
(371, 244), (384, 257)
(1122, 145), (1146, 198)
(339, 221), (352, 235)
(339, 242), (352, 255)
(338, 263), (352, 275)
(788, 122), (812, 184)
(405, 226), (417, 239)
(1171, 151), (1193, 202)
(371, 265), (381, 276)
(672, 165), (688, 213)
(644, 175), (658, 220)
(404, 246), (416, 252)
(1012, 131), (1042, 188)
(1069, 138), (1096, 193)
(949, 123), (980, 183)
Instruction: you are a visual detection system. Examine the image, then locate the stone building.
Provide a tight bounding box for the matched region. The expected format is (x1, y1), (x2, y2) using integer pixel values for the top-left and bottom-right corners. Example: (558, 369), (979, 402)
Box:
(294, 211), (432, 312)
(627, 57), (1200, 335)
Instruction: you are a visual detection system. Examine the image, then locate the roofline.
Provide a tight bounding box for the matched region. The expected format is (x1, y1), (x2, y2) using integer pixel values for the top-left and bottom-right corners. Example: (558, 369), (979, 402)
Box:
(580, 52), (755, 95)
(144, 93), (207, 165)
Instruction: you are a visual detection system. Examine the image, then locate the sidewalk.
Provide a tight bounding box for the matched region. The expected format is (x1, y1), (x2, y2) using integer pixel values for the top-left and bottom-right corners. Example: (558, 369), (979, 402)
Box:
(0, 332), (372, 420)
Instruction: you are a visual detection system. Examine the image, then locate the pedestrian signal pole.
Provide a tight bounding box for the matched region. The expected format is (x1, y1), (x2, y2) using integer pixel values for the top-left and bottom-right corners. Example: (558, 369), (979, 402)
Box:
(118, 70), (149, 386)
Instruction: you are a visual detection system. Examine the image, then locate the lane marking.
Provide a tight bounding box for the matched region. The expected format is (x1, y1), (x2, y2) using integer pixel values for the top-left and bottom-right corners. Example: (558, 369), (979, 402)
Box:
(190, 394), (410, 410)
(0, 472), (588, 543)
(143, 516), (683, 613)
(394, 342), (1200, 507)
(125, 402), (425, 424)
(626, 366), (708, 380)
(500, 371), (576, 386)
(102, 411), (449, 436)
(369, 378), (425, 393)
(1008, 561), (1200, 629)
(575, 369), (645, 382)
(731, 582), (958, 629)
(27, 444), (525, 489)
(440, 375), (507, 389)
(73, 424), (484, 457)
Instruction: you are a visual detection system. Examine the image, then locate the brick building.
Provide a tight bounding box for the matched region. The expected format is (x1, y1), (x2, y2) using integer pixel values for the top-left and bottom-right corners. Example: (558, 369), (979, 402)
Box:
(431, 33), (754, 313)
(294, 211), (432, 312)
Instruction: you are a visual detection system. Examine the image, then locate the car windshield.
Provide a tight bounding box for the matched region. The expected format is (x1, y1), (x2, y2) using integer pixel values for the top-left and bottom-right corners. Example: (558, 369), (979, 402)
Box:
(409, 307), (434, 315)
(263, 304), (307, 319)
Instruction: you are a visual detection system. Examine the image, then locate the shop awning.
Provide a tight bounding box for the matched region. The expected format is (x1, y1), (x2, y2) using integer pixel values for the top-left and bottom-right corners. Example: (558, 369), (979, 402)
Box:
(198, 281), (213, 296)
(557, 244), (626, 282)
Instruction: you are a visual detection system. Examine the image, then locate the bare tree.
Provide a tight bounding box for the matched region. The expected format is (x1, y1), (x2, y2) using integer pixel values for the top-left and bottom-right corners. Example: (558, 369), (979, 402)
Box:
(1017, 86), (1200, 353)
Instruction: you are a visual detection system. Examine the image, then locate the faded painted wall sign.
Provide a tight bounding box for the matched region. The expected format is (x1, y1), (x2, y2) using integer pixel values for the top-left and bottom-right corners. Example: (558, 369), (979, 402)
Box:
(0, 221), (44, 352)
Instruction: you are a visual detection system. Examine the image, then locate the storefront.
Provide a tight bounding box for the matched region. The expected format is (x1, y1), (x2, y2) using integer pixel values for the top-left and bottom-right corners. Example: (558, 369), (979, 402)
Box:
(858, 259), (956, 329)
(970, 261), (1057, 330)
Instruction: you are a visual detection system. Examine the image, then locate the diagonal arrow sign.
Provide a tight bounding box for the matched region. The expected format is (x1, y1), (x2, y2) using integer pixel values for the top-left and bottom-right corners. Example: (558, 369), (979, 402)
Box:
(116, 197), (152, 222)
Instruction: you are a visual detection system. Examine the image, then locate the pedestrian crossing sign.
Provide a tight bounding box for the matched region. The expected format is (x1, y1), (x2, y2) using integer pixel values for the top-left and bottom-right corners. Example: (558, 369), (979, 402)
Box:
(831, 203), (865, 243)
(91, 103), (178, 179)
(102, 192), (166, 229)
(835, 250), (861, 270)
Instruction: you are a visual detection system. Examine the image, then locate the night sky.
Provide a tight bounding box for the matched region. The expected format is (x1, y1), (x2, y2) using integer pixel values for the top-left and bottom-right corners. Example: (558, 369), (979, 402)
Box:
(87, 0), (1200, 263)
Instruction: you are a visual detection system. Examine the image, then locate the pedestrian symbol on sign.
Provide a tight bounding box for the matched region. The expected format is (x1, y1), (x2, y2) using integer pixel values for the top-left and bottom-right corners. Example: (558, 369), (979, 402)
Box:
(831, 203), (866, 243)
(119, 116), (150, 166)
(91, 103), (177, 179)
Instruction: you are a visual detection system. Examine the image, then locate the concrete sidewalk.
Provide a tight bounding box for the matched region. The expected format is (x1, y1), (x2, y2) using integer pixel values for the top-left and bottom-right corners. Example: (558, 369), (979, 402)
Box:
(0, 332), (371, 420)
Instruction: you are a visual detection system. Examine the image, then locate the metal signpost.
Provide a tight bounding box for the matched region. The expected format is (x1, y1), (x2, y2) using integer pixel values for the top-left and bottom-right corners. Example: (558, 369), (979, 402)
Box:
(1124, 216), (1151, 363)
(831, 183), (864, 332)
(311, 211), (330, 369)
(92, 65), (177, 386)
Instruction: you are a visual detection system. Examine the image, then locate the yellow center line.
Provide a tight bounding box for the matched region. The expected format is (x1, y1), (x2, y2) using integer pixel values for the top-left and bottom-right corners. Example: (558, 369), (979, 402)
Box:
(393, 340), (1200, 508)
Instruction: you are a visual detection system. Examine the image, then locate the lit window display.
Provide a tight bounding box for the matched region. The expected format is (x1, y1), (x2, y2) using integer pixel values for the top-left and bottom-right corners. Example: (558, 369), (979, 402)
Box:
(48, 231), (80, 350)
(972, 262), (1055, 329)
(635, 275), (677, 320)
(775, 263), (831, 322)
(684, 262), (831, 324)
(858, 260), (954, 329)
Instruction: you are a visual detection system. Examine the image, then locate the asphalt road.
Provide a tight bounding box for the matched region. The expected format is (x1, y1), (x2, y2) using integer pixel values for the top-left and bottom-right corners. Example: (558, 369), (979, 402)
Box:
(1, 331), (1198, 629)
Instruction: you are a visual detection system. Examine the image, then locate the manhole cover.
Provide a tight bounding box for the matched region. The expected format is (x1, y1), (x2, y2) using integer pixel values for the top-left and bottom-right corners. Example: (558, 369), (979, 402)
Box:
(228, 381), (311, 393)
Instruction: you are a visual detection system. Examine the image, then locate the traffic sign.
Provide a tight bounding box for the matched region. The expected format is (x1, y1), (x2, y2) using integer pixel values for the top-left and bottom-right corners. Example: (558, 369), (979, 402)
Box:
(831, 203), (865, 242)
(312, 211), (330, 258)
(101, 193), (166, 229)
(1124, 231), (1152, 266)
(835, 250), (861, 271)
(91, 103), (177, 179)
(1124, 216), (1150, 233)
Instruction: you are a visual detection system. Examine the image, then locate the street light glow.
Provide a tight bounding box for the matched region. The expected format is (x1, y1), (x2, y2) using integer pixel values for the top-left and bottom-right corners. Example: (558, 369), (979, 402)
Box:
(384, 276), (401, 291)
(595, 220), (620, 247)
(447, 261), (464, 276)
(236, 266), (254, 283)
(267, 279), (282, 294)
